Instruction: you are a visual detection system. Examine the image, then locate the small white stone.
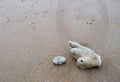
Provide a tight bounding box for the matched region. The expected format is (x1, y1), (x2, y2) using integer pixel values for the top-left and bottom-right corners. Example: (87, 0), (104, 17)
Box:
(53, 56), (66, 65)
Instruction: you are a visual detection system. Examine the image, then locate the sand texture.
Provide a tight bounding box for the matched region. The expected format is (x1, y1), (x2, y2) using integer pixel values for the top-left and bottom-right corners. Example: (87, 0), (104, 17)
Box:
(0, 0), (120, 82)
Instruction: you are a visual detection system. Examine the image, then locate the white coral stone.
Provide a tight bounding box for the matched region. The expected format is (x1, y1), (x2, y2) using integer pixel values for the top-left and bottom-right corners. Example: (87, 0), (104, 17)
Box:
(53, 56), (66, 65)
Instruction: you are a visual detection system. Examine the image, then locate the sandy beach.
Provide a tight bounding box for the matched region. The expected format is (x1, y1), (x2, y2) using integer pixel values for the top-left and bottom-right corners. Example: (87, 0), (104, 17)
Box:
(0, 0), (120, 82)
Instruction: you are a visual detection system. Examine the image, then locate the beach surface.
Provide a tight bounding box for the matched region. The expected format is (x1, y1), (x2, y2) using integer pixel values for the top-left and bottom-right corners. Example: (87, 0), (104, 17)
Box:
(0, 0), (120, 82)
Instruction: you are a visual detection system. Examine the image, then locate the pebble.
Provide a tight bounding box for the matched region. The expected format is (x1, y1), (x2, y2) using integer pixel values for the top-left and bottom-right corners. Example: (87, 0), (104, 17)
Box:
(53, 56), (66, 65)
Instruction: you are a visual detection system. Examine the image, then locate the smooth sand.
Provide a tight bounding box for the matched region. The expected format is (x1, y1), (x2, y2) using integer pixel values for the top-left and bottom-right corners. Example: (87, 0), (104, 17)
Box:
(0, 0), (120, 82)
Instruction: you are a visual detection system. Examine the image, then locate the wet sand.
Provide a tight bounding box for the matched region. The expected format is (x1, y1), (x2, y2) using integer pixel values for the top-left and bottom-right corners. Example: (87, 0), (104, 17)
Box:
(0, 0), (120, 82)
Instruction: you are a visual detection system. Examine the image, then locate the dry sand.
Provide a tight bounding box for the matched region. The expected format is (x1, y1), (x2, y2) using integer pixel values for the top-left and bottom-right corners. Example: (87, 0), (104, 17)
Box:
(0, 0), (120, 82)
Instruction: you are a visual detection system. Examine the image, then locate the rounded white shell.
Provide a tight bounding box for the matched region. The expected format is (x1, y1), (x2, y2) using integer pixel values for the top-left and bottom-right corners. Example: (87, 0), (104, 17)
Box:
(53, 56), (66, 65)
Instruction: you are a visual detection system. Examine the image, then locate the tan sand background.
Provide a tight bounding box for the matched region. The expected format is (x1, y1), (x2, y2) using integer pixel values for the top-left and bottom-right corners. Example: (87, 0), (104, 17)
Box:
(0, 0), (120, 82)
